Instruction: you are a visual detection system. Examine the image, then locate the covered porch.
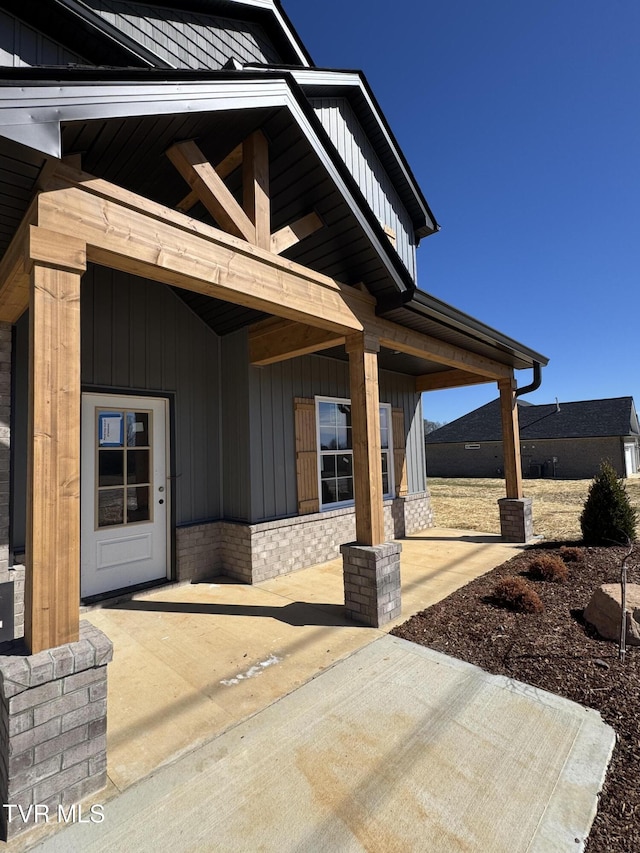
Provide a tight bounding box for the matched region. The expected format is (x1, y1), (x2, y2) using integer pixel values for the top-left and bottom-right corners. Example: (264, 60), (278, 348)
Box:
(0, 119), (544, 834)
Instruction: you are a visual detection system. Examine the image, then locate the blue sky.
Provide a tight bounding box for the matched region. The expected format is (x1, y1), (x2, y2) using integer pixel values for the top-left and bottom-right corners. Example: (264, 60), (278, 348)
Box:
(283, 1), (640, 425)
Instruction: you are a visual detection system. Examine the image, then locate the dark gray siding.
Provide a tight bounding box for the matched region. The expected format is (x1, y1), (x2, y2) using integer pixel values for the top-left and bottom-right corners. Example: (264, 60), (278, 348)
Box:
(0, 10), (86, 66)
(246, 346), (425, 522)
(82, 0), (282, 68)
(220, 330), (251, 521)
(310, 97), (417, 281)
(81, 267), (222, 527)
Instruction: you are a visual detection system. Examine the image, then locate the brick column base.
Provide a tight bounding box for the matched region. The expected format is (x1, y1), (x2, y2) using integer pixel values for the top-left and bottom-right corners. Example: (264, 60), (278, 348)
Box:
(340, 542), (402, 627)
(0, 621), (113, 840)
(498, 497), (534, 543)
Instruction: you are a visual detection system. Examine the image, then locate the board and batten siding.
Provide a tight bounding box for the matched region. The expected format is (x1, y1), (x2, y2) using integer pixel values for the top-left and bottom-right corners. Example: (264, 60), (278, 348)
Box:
(0, 9), (87, 66)
(81, 268), (222, 529)
(310, 97), (417, 282)
(220, 330), (252, 522)
(81, 0), (282, 69)
(247, 347), (426, 523)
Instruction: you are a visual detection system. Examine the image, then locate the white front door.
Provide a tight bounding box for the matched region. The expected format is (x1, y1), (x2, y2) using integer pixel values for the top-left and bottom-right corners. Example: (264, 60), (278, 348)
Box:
(81, 393), (170, 598)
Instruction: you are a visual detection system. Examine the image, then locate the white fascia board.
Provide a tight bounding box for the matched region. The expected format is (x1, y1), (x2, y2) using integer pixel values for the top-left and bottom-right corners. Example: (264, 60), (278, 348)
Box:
(290, 68), (434, 231)
(0, 76), (405, 290)
(0, 80), (293, 157)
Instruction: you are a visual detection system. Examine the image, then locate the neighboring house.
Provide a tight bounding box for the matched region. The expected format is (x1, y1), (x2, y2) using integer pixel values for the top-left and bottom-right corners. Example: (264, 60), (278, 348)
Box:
(426, 396), (640, 479)
(0, 0), (548, 831)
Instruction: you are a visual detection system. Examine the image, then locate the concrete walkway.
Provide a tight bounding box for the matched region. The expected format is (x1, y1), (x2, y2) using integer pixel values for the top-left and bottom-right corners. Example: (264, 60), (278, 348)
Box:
(4, 530), (615, 851)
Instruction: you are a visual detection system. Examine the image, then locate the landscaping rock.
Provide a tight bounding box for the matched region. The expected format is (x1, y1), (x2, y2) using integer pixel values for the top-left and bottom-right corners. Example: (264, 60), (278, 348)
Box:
(583, 583), (640, 646)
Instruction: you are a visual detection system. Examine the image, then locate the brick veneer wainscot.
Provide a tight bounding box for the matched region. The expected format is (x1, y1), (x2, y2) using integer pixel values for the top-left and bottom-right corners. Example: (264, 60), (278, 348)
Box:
(0, 621), (112, 839)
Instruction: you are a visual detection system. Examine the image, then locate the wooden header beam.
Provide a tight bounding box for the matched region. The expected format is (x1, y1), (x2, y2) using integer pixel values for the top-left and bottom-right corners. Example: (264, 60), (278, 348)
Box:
(27, 180), (367, 336)
(416, 369), (496, 392)
(249, 318), (344, 365)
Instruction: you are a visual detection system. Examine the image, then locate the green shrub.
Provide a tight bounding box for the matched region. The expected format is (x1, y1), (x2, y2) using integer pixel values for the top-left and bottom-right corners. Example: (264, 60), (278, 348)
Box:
(580, 461), (637, 546)
(528, 554), (568, 583)
(492, 576), (544, 613)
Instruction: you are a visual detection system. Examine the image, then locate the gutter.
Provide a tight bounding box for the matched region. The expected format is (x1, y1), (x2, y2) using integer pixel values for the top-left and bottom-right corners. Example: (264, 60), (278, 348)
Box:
(515, 362), (543, 398)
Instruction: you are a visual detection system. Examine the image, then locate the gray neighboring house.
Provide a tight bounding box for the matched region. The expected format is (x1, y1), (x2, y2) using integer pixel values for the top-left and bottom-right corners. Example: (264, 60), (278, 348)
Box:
(426, 396), (640, 479)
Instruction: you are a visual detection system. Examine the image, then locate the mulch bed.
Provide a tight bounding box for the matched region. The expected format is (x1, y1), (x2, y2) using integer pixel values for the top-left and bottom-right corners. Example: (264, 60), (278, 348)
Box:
(391, 543), (640, 853)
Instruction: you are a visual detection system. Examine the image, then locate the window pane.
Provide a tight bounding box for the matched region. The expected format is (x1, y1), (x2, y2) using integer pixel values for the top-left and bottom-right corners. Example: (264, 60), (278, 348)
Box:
(127, 450), (150, 485)
(336, 404), (351, 428)
(380, 427), (389, 450)
(320, 427), (337, 450)
(127, 412), (150, 447)
(99, 450), (124, 486)
(98, 489), (124, 527)
(382, 473), (389, 495)
(318, 402), (336, 427)
(321, 479), (338, 504)
(321, 455), (336, 479)
(337, 427), (351, 450)
(379, 407), (388, 430)
(337, 477), (353, 502)
(127, 486), (150, 523)
(381, 453), (388, 474)
(336, 454), (352, 477)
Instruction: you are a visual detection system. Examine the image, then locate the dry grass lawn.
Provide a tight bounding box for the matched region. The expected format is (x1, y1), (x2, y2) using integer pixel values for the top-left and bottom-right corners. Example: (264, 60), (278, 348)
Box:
(428, 476), (640, 541)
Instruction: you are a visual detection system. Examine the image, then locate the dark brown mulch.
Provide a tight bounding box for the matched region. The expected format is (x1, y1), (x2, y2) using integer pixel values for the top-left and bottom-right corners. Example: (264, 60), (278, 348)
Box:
(391, 543), (640, 853)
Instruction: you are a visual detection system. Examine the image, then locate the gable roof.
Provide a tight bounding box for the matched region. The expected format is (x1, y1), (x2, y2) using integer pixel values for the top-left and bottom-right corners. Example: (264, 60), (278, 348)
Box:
(0, 0), (312, 69)
(426, 397), (640, 444)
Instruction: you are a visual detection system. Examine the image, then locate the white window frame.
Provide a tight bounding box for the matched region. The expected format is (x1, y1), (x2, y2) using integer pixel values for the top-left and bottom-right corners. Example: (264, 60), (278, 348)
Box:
(316, 395), (394, 510)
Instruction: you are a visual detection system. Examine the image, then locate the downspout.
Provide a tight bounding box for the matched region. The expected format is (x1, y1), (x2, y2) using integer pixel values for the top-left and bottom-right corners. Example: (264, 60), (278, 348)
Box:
(515, 361), (542, 398)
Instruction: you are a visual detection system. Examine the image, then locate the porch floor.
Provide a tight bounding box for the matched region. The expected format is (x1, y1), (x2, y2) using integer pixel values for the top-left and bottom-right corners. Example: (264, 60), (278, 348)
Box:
(7, 529), (614, 851)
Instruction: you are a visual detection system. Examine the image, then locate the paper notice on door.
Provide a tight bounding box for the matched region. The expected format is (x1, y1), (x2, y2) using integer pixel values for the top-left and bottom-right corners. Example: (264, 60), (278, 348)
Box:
(99, 412), (124, 447)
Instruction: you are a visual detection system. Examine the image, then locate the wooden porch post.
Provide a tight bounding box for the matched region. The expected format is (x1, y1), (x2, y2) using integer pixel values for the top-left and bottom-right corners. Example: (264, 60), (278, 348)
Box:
(346, 333), (385, 546)
(498, 374), (523, 499)
(25, 228), (86, 653)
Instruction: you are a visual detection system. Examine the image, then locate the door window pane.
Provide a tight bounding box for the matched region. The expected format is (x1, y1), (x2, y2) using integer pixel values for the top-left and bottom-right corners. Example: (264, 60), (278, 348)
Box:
(127, 450), (150, 485)
(99, 450), (124, 487)
(127, 487), (150, 523)
(127, 412), (150, 447)
(98, 490), (124, 527)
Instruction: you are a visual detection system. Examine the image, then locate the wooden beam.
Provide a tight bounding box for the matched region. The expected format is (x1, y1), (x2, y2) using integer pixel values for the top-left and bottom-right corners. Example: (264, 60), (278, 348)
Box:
(25, 252), (84, 653)
(166, 140), (256, 243)
(416, 369), (496, 392)
(346, 333), (385, 546)
(35, 164), (514, 381)
(36, 185), (365, 335)
(498, 375), (524, 499)
(175, 143), (243, 213)
(367, 315), (512, 380)
(243, 131), (270, 250)
(0, 197), (38, 323)
(249, 318), (344, 365)
(271, 211), (324, 255)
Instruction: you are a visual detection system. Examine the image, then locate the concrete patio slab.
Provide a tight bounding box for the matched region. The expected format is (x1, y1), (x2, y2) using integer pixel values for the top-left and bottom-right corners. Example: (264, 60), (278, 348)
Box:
(4, 527), (612, 852)
(25, 635), (615, 853)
